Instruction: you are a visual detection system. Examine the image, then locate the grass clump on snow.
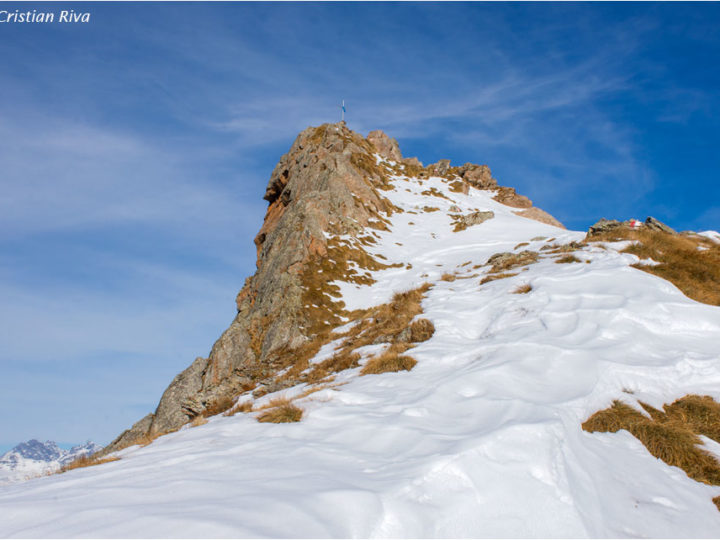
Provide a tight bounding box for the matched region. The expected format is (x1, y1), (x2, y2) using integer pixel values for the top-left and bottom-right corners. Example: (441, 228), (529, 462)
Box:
(583, 395), (720, 509)
(513, 283), (532, 294)
(555, 254), (581, 264)
(361, 346), (417, 375)
(257, 398), (303, 423)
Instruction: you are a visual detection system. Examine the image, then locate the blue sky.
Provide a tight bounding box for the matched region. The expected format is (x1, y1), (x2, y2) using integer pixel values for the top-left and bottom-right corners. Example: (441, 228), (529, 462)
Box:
(1, 2), (719, 452)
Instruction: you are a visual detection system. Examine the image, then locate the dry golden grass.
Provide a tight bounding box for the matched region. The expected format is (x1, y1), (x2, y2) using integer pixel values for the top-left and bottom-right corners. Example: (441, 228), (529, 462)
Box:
(447, 180), (464, 192)
(306, 352), (361, 384)
(556, 254), (581, 264)
(514, 242), (530, 250)
(441, 272), (457, 282)
(224, 400), (253, 417)
(583, 395), (720, 491)
(542, 241), (586, 254)
(408, 318), (435, 342)
(480, 272), (519, 285)
(203, 395), (237, 417)
(588, 229), (720, 306)
(422, 206), (440, 213)
(361, 348), (417, 375)
(513, 284), (532, 294)
(190, 416), (208, 427)
(420, 187), (451, 200)
(132, 431), (164, 448)
(257, 398), (303, 423)
(59, 455), (120, 473)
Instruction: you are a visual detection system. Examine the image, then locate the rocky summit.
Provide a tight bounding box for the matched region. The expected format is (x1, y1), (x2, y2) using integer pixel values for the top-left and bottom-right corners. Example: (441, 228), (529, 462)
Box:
(102, 122), (564, 455)
(4, 123), (720, 538)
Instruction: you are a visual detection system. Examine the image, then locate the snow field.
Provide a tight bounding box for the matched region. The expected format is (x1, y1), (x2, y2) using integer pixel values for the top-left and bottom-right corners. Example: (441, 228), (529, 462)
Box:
(2, 171), (720, 537)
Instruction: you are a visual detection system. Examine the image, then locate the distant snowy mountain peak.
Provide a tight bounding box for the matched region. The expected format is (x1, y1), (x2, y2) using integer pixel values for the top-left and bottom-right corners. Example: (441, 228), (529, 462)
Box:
(0, 439), (101, 484)
(6, 439), (64, 462)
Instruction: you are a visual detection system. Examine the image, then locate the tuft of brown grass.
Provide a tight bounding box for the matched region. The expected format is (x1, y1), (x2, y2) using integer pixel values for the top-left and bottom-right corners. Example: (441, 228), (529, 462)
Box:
(59, 455), (120, 474)
(408, 318), (435, 342)
(441, 272), (457, 282)
(583, 395), (720, 508)
(190, 416), (208, 427)
(306, 352), (361, 384)
(513, 284), (532, 294)
(257, 398), (303, 423)
(361, 347), (418, 375)
(556, 254), (581, 264)
(542, 241), (586, 254)
(420, 187), (451, 200)
(514, 242), (530, 250)
(203, 395), (237, 417)
(422, 206), (440, 213)
(224, 400), (253, 417)
(133, 432), (161, 447)
(587, 228), (720, 306)
(480, 272), (519, 285)
(448, 180), (467, 193)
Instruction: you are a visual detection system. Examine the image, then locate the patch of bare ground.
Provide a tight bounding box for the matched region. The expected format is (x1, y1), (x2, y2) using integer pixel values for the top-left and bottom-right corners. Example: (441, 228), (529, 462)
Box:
(587, 229), (720, 306)
(583, 395), (720, 510)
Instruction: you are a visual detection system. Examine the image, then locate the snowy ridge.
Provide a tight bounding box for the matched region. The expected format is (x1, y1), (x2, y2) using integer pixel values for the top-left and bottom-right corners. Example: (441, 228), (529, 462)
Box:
(0, 440), (101, 484)
(2, 170), (720, 537)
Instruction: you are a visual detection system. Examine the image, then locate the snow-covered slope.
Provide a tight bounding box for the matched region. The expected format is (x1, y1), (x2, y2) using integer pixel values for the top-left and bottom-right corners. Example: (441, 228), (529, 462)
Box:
(0, 440), (101, 484)
(2, 168), (720, 538)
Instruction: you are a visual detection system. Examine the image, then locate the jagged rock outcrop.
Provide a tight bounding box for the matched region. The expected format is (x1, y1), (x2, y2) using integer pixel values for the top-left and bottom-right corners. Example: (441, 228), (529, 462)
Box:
(102, 122), (563, 455)
(587, 216), (676, 238)
(645, 216), (677, 235)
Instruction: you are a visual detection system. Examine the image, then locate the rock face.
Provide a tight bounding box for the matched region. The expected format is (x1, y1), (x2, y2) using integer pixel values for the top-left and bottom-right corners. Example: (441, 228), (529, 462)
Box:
(102, 122), (563, 455)
(645, 216), (677, 235)
(103, 122), (401, 453)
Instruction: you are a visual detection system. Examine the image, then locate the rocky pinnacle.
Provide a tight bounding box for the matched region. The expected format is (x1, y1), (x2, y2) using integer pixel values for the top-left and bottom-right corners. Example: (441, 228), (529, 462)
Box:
(100, 122), (562, 455)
